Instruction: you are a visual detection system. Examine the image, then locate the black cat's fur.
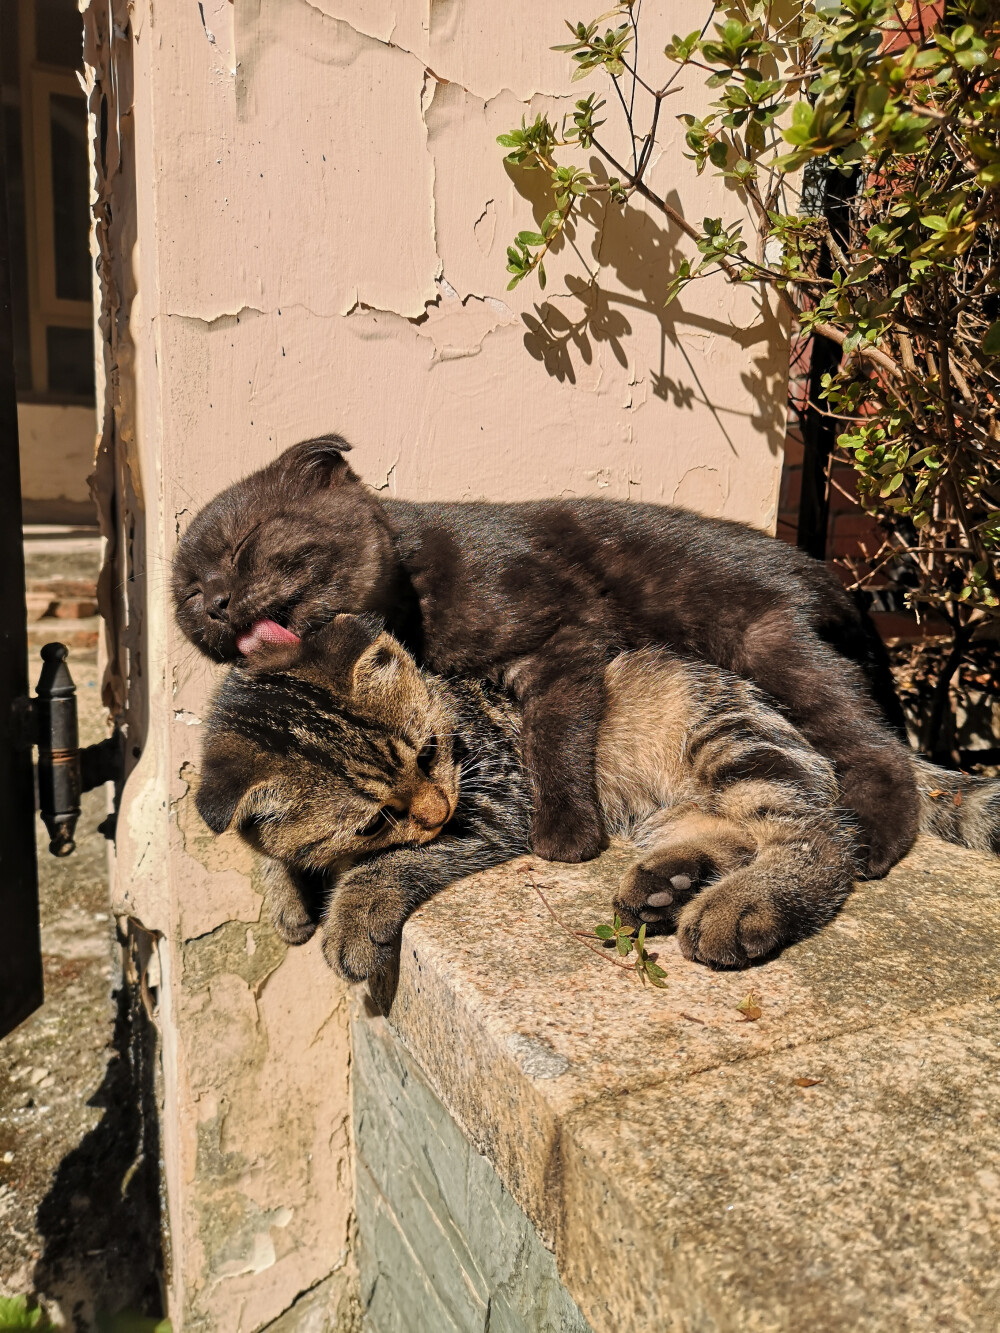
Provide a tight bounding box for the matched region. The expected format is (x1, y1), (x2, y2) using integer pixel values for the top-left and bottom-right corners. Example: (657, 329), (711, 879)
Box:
(173, 435), (920, 876)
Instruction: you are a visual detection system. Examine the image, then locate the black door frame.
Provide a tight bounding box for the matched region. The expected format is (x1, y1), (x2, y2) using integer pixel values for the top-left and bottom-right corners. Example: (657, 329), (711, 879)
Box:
(0, 114), (44, 1039)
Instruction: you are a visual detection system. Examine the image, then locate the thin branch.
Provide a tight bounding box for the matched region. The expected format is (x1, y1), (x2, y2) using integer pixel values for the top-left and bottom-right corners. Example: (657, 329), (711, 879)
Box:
(526, 875), (638, 971)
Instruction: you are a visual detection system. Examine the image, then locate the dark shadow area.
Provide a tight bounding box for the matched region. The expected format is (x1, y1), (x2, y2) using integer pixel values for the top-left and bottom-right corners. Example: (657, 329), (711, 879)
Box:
(32, 969), (164, 1329)
(365, 940), (402, 1018)
(506, 157), (788, 457)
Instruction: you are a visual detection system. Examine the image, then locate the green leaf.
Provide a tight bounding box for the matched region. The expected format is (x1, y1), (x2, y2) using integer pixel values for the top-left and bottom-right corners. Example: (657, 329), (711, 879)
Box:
(0, 1296), (52, 1331)
(616, 934), (631, 956)
(515, 231), (546, 247)
(95, 1315), (173, 1333)
(983, 322), (1000, 356)
(594, 923), (614, 940)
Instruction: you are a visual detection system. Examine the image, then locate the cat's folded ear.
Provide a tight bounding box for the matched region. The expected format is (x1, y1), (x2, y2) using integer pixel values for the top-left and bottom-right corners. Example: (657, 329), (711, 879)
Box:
(195, 737), (265, 834)
(352, 629), (420, 693)
(271, 435), (357, 491)
(297, 614), (417, 693)
(301, 613), (385, 673)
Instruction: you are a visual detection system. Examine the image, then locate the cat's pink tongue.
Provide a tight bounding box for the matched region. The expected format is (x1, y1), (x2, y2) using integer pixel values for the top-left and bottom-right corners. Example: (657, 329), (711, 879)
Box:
(236, 619), (300, 656)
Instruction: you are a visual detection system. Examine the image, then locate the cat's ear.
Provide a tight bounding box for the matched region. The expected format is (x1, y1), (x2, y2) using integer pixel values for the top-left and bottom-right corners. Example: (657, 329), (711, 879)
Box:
(352, 631), (419, 692)
(305, 613), (385, 676)
(195, 738), (264, 834)
(274, 435), (357, 491)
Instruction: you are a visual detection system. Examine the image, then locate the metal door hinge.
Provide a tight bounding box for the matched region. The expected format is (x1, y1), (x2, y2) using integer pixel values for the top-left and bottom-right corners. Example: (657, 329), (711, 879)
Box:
(13, 642), (125, 857)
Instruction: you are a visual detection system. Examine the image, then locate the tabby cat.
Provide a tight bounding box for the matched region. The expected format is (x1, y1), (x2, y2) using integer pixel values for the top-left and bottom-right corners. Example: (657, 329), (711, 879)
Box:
(196, 616), (1000, 981)
(174, 435), (919, 878)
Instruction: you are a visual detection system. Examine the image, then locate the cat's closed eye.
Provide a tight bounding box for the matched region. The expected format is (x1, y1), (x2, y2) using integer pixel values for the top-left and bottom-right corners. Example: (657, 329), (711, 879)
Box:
(357, 806), (398, 838)
(417, 736), (438, 775)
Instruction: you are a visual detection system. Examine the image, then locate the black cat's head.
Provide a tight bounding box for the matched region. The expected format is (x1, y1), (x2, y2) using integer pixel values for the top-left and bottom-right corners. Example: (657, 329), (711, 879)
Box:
(172, 435), (397, 662)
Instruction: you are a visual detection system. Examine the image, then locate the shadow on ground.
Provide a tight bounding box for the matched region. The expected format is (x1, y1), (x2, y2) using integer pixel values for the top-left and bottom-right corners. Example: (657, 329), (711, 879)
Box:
(32, 973), (163, 1329)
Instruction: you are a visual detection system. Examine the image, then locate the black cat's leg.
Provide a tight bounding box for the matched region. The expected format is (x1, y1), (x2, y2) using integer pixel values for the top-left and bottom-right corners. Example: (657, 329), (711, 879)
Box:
(737, 610), (918, 878)
(807, 576), (908, 737)
(512, 630), (607, 863)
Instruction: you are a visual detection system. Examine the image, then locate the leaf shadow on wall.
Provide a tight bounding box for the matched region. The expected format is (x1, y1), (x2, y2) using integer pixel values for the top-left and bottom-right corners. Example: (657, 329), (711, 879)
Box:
(507, 160), (788, 457)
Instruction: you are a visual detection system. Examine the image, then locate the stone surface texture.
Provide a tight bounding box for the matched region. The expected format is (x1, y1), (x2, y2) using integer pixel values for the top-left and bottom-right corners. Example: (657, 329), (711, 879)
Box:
(352, 1005), (591, 1333)
(376, 835), (1000, 1333)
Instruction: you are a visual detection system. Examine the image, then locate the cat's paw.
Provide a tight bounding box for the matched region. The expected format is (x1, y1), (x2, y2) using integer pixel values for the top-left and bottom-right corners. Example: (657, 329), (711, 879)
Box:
(260, 860), (321, 945)
(530, 803), (602, 864)
(675, 877), (784, 968)
(613, 855), (704, 931)
(268, 891), (318, 946)
(321, 883), (406, 981)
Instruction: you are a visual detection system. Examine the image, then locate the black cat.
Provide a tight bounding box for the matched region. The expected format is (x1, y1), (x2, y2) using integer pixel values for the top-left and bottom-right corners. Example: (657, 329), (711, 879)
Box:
(173, 435), (918, 876)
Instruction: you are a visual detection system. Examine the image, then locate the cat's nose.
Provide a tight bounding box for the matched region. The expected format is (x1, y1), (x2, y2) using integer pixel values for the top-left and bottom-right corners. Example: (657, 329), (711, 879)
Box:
(204, 583), (231, 620)
(409, 783), (450, 832)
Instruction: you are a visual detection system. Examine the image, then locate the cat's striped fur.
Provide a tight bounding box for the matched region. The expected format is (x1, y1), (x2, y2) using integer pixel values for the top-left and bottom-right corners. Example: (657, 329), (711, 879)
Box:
(197, 617), (999, 980)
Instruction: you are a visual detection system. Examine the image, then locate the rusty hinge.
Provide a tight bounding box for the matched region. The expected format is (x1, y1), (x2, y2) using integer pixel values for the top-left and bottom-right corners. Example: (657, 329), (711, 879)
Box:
(13, 642), (124, 857)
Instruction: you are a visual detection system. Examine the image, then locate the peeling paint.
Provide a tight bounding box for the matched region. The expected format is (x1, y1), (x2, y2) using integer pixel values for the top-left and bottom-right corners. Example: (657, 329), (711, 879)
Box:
(172, 306), (266, 330)
(182, 918), (285, 995)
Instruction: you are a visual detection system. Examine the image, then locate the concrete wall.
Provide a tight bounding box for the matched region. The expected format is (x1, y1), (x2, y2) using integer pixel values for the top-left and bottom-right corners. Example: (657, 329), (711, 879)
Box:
(82, 1), (789, 1328)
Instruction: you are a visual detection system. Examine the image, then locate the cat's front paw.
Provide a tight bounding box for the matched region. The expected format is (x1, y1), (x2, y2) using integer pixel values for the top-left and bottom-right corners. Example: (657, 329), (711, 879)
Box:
(260, 859), (321, 945)
(321, 880), (406, 981)
(613, 856), (704, 932)
(675, 876), (784, 968)
(530, 803), (602, 864)
(268, 891), (318, 946)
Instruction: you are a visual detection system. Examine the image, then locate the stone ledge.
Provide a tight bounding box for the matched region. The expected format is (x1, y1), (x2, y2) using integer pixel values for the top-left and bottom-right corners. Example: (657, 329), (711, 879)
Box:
(365, 834), (1000, 1332)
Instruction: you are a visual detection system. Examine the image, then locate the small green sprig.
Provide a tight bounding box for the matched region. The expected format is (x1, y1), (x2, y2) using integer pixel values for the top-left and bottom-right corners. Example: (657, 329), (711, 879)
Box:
(525, 876), (667, 991)
(593, 914), (668, 987)
(553, 17), (633, 81)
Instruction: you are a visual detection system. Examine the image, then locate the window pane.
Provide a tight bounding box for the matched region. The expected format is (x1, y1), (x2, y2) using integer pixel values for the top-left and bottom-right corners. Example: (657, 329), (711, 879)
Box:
(35, 0), (83, 71)
(49, 91), (91, 302)
(46, 325), (93, 398)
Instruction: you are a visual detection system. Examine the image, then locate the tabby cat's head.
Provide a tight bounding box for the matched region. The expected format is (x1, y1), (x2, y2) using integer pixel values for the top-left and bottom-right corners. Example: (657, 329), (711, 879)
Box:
(196, 615), (460, 868)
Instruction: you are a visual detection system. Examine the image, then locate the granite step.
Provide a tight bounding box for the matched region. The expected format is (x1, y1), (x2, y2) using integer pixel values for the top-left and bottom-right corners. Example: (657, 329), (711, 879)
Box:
(363, 835), (1000, 1333)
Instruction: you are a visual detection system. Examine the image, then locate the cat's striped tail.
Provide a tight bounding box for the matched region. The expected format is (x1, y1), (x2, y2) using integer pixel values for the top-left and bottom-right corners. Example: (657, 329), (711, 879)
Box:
(915, 756), (1000, 855)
